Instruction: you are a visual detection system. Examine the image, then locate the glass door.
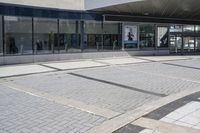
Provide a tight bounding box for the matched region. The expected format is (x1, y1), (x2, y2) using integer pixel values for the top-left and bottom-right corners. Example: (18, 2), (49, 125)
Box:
(169, 34), (182, 53)
(183, 37), (195, 53)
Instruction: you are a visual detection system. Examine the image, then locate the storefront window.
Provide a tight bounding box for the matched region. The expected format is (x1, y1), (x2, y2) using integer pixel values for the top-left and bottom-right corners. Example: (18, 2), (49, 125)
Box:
(34, 18), (57, 54)
(85, 21), (102, 50)
(59, 19), (80, 53)
(4, 16), (32, 55)
(0, 16), (2, 55)
(183, 37), (195, 52)
(169, 34), (182, 53)
(139, 25), (155, 48)
(157, 27), (168, 48)
(103, 22), (121, 50)
(183, 25), (195, 32)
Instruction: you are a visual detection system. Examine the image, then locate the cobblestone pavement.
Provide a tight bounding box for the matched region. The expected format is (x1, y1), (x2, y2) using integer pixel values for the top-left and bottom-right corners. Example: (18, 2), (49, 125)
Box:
(10, 72), (161, 113)
(0, 85), (106, 133)
(0, 56), (200, 133)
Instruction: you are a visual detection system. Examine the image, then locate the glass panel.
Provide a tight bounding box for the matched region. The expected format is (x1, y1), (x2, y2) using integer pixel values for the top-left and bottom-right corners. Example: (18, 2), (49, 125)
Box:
(85, 21), (103, 51)
(0, 16), (2, 55)
(139, 25), (155, 48)
(59, 19), (80, 53)
(170, 25), (182, 32)
(183, 25), (195, 32)
(34, 18), (57, 54)
(103, 23), (118, 34)
(4, 16), (32, 55)
(169, 34), (182, 53)
(196, 37), (200, 52)
(103, 22), (120, 50)
(85, 21), (102, 34)
(195, 25), (200, 33)
(157, 27), (168, 48)
(183, 37), (195, 52)
(124, 25), (138, 49)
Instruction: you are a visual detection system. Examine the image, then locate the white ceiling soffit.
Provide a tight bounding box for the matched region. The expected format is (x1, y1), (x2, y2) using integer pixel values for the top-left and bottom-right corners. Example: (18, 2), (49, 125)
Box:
(89, 0), (200, 20)
(85, 0), (143, 10)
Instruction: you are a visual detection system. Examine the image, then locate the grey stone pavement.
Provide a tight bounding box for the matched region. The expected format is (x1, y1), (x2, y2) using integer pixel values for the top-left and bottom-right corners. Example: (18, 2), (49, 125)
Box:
(0, 55), (200, 133)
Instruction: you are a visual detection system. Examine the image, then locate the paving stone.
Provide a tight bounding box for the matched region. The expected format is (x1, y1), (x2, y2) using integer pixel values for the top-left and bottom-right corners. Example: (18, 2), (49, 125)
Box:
(10, 72), (160, 113)
(0, 85), (106, 133)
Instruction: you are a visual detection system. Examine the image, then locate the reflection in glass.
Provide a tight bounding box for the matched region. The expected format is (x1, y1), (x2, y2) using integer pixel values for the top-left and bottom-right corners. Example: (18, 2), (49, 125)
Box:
(169, 34), (182, 53)
(59, 19), (80, 53)
(34, 18), (57, 54)
(0, 16), (2, 55)
(183, 25), (195, 32)
(139, 25), (155, 48)
(103, 23), (120, 50)
(196, 37), (200, 52)
(170, 25), (182, 32)
(4, 16), (32, 55)
(157, 27), (168, 48)
(183, 37), (195, 52)
(85, 21), (102, 50)
(195, 26), (200, 33)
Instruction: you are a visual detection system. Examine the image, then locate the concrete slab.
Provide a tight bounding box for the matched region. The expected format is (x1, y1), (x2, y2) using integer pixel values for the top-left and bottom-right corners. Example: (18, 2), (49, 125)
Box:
(95, 57), (149, 65)
(165, 59), (200, 69)
(0, 65), (54, 78)
(132, 117), (199, 133)
(161, 101), (200, 129)
(138, 56), (190, 62)
(43, 60), (107, 70)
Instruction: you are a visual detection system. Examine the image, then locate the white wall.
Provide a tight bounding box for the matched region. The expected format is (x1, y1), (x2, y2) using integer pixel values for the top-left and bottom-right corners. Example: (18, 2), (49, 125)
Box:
(85, 0), (143, 10)
(0, 0), (84, 10)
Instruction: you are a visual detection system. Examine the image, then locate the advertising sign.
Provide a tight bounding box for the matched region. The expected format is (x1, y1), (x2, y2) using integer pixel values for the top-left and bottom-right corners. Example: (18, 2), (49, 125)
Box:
(124, 25), (138, 47)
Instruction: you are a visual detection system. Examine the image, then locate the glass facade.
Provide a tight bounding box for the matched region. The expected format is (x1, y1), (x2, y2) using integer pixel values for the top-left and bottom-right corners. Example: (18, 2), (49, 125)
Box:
(0, 10), (200, 57)
(34, 18), (58, 54)
(0, 16), (2, 55)
(139, 25), (155, 48)
(59, 19), (80, 53)
(4, 16), (32, 55)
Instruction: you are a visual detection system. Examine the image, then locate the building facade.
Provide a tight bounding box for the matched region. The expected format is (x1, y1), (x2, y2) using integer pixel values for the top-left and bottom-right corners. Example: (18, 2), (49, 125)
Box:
(0, 0), (200, 64)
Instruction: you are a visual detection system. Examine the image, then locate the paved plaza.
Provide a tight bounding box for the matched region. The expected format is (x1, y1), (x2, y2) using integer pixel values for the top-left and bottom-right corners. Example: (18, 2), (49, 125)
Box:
(0, 55), (200, 133)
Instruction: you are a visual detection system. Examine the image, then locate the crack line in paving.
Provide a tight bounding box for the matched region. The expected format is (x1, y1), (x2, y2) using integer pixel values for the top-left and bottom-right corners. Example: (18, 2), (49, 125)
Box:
(164, 63), (200, 70)
(38, 64), (62, 71)
(0, 81), (120, 119)
(69, 73), (167, 97)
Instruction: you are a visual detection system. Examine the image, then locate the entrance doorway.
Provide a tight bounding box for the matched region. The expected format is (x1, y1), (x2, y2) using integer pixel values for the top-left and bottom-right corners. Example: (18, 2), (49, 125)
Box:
(169, 34), (182, 54)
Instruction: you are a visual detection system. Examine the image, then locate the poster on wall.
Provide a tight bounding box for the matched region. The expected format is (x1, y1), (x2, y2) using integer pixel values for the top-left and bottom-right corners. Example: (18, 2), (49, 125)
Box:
(124, 25), (138, 48)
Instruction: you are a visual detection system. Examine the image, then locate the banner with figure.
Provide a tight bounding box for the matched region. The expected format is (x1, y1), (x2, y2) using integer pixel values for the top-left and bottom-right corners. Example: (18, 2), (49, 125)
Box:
(124, 25), (138, 48)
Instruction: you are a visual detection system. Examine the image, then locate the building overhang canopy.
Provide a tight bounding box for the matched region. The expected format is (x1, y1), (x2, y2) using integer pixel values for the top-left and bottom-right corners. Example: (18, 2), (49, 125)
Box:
(90, 0), (200, 23)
